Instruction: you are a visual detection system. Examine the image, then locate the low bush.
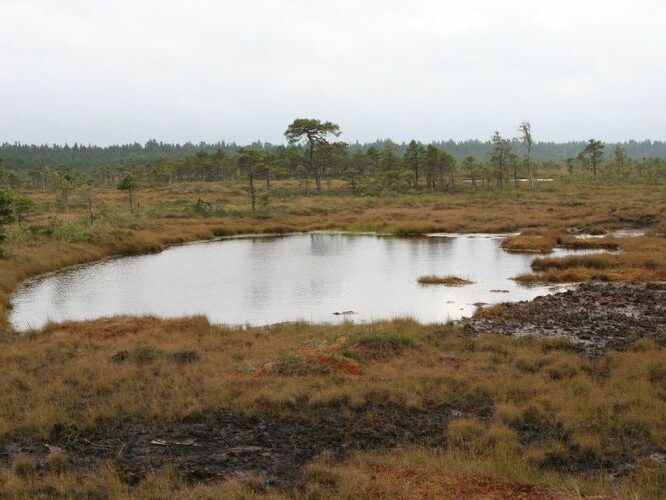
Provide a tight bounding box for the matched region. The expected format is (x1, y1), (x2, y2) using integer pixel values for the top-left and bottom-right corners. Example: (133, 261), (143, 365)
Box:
(110, 345), (160, 364)
(49, 219), (91, 242)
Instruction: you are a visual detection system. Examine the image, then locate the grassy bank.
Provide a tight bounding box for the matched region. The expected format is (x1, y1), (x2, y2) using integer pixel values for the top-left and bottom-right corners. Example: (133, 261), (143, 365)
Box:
(514, 235), (666, 283)
(2, 179), (664, 334)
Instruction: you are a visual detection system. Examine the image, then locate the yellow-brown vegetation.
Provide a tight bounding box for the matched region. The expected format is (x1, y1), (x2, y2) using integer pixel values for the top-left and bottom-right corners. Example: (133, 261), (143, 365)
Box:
(417, 275), (474, 286)
(515, 235), (666, 283)
(0, 179), (665, 497)
(0, 318), (665, 497)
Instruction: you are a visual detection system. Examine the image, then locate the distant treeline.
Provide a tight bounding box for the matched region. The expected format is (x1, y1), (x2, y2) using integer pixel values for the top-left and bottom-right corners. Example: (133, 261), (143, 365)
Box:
(2, 138), (666, 169)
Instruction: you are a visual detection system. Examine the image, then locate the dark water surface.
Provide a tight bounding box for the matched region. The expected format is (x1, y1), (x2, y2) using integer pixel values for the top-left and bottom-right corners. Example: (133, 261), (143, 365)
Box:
(10, 233), (582, 330)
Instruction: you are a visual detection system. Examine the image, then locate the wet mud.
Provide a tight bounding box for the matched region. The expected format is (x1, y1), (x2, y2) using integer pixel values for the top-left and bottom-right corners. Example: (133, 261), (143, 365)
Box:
(467, 281), (666, 355)
(0, 403), (452, 487)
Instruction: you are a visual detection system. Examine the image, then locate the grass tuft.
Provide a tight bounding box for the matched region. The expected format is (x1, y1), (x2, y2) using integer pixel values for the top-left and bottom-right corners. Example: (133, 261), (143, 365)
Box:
(45, 447), (68, 474)
(345, 331), (417, 360)
(12, 455), (36, 481)
(417, 275), (474, 286)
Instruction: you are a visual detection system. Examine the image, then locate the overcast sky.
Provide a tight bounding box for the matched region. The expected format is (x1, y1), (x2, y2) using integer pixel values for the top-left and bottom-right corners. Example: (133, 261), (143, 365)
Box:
(2, 0), (665, 145)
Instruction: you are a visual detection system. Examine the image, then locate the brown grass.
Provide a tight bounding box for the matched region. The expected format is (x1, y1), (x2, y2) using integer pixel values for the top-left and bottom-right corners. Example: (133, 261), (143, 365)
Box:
(0, 447), (589, 498)
(501, 233), (558, 253)
(0, 179), (665, 497)
(514, 235), (666, 283)
(502, 230), (621, 254)
(417, 275), (474, 286)
(0, 318), (664, 497)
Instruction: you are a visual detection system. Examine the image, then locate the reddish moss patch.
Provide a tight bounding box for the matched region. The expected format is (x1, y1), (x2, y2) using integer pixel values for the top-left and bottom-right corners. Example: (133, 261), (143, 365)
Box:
(251, 354), (363, 377)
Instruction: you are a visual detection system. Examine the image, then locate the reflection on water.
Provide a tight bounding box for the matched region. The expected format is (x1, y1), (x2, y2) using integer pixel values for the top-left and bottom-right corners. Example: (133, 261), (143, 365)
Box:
(10, 233), (580, 331)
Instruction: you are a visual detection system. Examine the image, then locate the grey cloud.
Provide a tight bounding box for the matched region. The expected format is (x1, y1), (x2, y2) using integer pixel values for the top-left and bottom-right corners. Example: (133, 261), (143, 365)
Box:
(1, 0), (665, 145)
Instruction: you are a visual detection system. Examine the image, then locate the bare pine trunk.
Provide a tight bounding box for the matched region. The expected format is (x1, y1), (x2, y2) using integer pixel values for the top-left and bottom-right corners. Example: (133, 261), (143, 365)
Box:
(309, 141), (321, 193)
(87, 193), (94, 225)
(514, 164), (518, 187)
(249, 170), (256, 212)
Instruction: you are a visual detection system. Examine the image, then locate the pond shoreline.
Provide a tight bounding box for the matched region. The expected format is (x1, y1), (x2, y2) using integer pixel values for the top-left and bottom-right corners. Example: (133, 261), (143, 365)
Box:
(9, 231), (591, 332)
(11, 230), (520, 291)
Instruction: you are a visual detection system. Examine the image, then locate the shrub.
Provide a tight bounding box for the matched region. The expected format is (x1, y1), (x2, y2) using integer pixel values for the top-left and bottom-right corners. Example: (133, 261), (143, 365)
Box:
(258, 191), (270, 212)
(50, 218), (91, 242)
(110, 345), (160, 364)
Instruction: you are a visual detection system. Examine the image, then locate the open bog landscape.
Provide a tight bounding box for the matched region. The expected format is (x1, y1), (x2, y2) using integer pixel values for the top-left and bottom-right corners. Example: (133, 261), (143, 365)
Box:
(2, 2), (666, 498)
(0, 177), (665, 499)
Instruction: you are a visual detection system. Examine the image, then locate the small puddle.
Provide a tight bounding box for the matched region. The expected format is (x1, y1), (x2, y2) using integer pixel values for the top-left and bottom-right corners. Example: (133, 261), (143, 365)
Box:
(574, 229), (644, 239)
